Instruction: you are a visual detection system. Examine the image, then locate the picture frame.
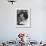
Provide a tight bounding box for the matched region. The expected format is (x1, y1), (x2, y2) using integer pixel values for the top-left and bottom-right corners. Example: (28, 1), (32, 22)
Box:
(16, 8), (31, 28)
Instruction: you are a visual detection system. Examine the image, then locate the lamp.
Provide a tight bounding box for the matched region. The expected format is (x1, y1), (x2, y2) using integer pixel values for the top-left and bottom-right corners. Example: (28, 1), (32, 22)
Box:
(8, 0), (16, 4)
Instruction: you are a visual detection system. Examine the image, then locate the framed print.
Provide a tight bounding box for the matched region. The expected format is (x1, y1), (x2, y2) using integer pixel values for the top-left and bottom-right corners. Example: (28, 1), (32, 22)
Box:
(16, 8), (31, 28)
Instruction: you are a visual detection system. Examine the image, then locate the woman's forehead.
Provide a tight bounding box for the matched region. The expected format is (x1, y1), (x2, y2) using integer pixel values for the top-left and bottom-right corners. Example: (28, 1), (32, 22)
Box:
(20, 14), (24, 16)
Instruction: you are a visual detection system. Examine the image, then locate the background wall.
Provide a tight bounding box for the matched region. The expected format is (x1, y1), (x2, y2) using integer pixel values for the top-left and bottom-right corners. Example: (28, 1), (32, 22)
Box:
(0, 0), (46, 42)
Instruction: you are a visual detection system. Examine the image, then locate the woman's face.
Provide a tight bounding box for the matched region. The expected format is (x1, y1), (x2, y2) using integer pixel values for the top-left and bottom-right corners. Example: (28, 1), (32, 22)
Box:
(19, 14), (25, 21)
(17, 13), (25, 24)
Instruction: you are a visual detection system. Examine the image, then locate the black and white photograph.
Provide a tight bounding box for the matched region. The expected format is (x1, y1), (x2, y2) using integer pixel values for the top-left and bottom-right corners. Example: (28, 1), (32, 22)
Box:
(16, 8), (31, 28)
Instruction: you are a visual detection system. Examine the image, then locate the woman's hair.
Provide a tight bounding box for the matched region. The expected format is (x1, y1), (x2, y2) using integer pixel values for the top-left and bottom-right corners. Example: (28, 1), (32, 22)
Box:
(23, 11), (28, 20)
(17, 10), (28, 20)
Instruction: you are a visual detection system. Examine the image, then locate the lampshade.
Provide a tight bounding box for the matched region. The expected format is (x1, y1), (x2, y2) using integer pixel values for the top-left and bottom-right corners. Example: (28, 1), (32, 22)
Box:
(8, 0), (16, 1)
(8, 0), (16, 4)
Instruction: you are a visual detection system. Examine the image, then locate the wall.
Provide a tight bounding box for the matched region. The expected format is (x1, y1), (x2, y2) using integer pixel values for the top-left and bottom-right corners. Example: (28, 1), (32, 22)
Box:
(0, 0), (46, 42)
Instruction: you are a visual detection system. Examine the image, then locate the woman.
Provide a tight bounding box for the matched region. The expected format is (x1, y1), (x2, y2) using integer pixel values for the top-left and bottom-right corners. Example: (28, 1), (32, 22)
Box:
(17, 10), (28, 25)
